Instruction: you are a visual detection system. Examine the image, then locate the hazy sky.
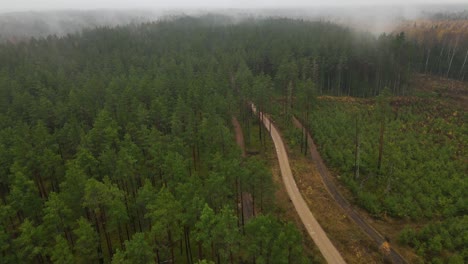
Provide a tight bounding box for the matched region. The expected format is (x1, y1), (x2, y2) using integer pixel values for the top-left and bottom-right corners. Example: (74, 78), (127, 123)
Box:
(1, 0), (466, 11)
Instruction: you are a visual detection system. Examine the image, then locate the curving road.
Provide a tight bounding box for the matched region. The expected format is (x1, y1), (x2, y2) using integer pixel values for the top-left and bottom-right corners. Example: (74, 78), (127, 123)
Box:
(251, 104), (346, 264)
(292, 116), (407, 264)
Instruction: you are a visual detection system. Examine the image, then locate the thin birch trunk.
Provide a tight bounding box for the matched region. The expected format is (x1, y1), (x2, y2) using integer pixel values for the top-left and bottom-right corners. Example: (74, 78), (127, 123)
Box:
(459, 49), (468, 80)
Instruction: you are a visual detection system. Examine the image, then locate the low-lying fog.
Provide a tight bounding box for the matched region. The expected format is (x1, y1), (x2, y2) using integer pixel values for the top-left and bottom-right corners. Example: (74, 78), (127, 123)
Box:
(0, 3), (467, 42)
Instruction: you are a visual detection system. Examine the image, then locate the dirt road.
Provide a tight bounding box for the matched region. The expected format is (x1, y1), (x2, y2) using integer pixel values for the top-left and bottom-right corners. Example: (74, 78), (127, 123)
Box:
(292, 116), (407, 264)
(232, 117), (246, 158)
(251, 104), (346, 264)
(232, 117), (254, 222)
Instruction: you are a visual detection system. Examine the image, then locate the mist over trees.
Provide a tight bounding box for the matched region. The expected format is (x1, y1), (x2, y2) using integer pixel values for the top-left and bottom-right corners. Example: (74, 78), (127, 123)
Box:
(1, 4), (466, 42)
(397, 9), (468, 80)
(0, 10), (160, 42)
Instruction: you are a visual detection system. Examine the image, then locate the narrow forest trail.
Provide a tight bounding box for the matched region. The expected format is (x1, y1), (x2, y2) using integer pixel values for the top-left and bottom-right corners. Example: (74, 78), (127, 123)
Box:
(231, 117), (254, 222)
(232, 117), (246, 158)
(292, 116), (407, 264)
(251, 104), (346, 264)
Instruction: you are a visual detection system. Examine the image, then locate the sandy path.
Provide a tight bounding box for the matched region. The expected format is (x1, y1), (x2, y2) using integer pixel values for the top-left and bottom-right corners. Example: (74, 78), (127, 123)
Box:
(251, 104), (346, 264)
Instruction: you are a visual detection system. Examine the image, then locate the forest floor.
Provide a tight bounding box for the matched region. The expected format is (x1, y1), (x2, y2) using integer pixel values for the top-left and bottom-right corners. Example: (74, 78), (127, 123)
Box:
(409, 73), (468, 111)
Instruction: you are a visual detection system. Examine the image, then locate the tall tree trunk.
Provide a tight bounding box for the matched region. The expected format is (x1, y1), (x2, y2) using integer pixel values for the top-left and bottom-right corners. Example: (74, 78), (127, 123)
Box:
(180, 239), (183, 256)
(192, 146), (197, 171)
(168, 229), (174, 264)
(187, 228), (193, 264)
(101, 212), (113, 259)
(354, 117), (360, 179)
(235, 178), (240, 228)
(425, 48), (431, 73)
(258, 112), (262, 143)
(156, 249), (160, 264)
(134, 206), (141, 233)
(184, 228), (190, 264)
(378, 119), (385, 171)
(221, 124), (226, 155)
(91, 211), (104, 263)
(446, 45), (457, 78)
(184, 227), (193, 264)
(459, 49), (468, 80)
(252, 185), (255, 217)
(33, 172), (47, 199)
(198, 241), (203, 260)
(438, 44), (446, 75)
(260, 184), (263, 213)
(125, 223), (130, 241)
(197, 142), (201, 171)
(211, 241), (215, 262)
(304, 111), (309, 155)
(300, 115), (304, 154)
(240, 183), (245, 234)
(118, 224), (123, 248)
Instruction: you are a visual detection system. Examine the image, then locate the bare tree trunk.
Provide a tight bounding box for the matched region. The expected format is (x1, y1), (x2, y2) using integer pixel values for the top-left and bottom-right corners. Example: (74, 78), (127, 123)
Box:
(302, 124), (306, 155)
(252, 185), (256, 217)
(240, 182), (245, 234)
(156, 249), (161, 264)
(397, 72), (401, 94)
(184, 227), (191, 264)
(101, 213), (113, 259)
(438, 44), (445, 75)
(375, 70), (380, 95)
(304, 111), (309, 156)
(192, 146), (197, 171)
(118, 224), (124, 248)
(168, 230), (174, 264)
(258, 112), (262, 144)
(90, 210), (104, 262)
(337, 66), (342, 95)
(187, 227), (193, 264)
(425, 48), (431, 73)
(446, 45), (457, 78)
(459, 49), (468, 80)
(198, 241), (203, 260)
(235, 178), (240, 228)
(211, 241), (215, 262)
